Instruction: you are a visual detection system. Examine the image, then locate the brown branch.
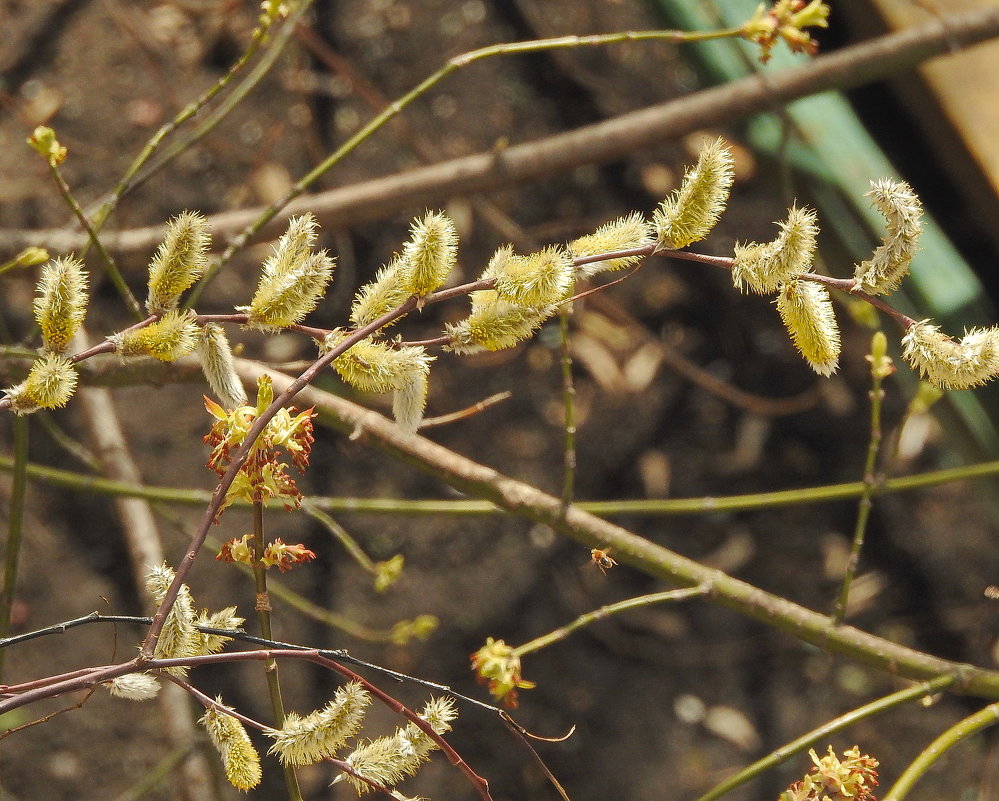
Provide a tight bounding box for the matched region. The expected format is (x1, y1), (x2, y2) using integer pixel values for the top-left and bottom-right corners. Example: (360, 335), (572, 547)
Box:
(5, 9), (999, 255)
(231, 359), (999, 701)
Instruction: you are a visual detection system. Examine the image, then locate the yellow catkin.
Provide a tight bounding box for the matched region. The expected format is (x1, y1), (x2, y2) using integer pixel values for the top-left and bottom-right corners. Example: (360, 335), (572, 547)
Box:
(34, 256), (89, 354)
(901, 320), (999, 390)
(146, 211), (211, 313)
(776, 280), (840, 376)
(653, 137), (734, 249)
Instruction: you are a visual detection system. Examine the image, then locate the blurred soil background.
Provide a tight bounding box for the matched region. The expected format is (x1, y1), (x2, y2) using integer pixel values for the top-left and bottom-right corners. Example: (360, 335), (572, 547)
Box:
(1, 1), (999, 800)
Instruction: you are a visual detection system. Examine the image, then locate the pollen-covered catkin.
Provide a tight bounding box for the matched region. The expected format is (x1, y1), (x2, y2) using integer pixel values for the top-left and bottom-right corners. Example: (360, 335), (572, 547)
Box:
(240, 214), (335, 330)
(853, 179), (923, 295)
(111, 309), (200, 362)
(146, 211), (211, 313)
(653, 137), (734, 250)
(444, 289), (555, 354)
(491, 245), (574, 309)
(337, 697), (456, 794)
(200, 702), (262, 790)
(350, 257), (411, 328)
(776, 279), (840, 376)
(397, 211), (458, 296)
(571, 212), (654, 277)
(266, 682), (371, 766)
(3, 353), (79, 415)
(901, 320), (999, 389)
(731, 205), (818, 294)
(34, 256), (89, 354)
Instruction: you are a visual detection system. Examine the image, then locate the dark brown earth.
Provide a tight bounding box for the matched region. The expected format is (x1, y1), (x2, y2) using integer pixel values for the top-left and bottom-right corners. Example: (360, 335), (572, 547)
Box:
(1, 2), (998, 801)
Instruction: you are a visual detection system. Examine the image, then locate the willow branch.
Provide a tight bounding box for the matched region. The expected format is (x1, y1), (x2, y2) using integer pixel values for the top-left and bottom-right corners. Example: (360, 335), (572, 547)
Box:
(234, 360), (999, 700)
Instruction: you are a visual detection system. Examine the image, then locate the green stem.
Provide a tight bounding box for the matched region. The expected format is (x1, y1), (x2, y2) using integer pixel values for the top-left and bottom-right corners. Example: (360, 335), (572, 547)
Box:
(0, 416), (29, 679)
(9, 454), (999, 517)
(513, 585), (708, 658)
(833, 335), (888, 624)
(692, 675), (955, 801)
(882, 701), (999, 801)
(88, 3), (308, 233)
(46, 162), (143, 320)
(559, 306), (576, 512)
(302, 502), (376, 574)
(250, 500), (302, 801)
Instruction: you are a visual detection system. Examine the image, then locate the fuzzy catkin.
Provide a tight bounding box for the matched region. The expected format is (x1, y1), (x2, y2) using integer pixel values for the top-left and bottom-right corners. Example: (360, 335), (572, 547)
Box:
(731, 205), (818, 294)
(3, 353), (79, 415)
(901, 320), (999, 390)
(33, 256), (89, 354)
(571, 212), (654, 277)
(776, 280), (840, 376)
(146, 210), (210, 313)
(653, 137), (734, 250)
(853, 179), (923, 295)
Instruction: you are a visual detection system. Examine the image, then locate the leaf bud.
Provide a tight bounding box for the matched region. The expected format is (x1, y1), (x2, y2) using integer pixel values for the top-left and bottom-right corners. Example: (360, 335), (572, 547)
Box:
(27, 126), (67, 165)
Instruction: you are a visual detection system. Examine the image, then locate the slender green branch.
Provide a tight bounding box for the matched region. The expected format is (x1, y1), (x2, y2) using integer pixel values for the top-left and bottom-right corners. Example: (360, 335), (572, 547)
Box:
(833, 333), (891, 624)
(513, 585), (709, 658)
(558, 306), (577, 513)
(882, 701), (999, 801)
(90, 2), (310, 230)
(249, 500), (302, 801)
(0, 416), (29, 679)
(8, 453), (999, 518)
(692, 675), (956, 801)
(302, 502), (377, 573)
(45, 161), (143, 320)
